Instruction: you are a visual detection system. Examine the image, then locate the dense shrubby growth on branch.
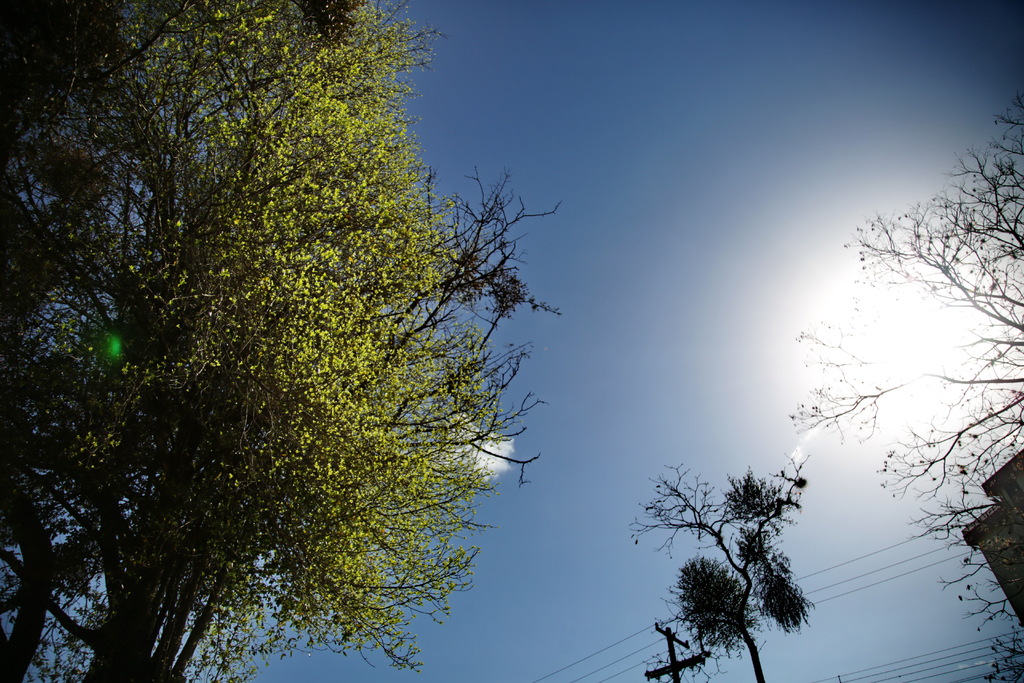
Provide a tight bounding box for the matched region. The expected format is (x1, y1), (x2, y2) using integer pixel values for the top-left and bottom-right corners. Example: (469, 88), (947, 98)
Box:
(0, 1), (552, 681)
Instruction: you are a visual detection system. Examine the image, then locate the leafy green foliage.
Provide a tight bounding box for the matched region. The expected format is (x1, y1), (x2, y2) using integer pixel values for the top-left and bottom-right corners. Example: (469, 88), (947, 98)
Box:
(0, 1), (551, 681)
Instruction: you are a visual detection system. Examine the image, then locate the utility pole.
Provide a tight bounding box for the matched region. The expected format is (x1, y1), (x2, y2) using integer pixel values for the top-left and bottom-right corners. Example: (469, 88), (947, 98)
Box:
(645, 623), (709, 683)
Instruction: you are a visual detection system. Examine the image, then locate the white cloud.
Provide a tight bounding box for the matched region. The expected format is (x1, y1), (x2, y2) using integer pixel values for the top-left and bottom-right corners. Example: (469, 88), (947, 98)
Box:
(476, 439), (515, 479)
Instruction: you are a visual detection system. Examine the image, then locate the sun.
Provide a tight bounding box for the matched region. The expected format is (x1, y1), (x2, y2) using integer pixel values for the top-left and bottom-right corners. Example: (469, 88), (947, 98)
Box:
(851, 286), (971, 380)
(811, 276), (978, 430)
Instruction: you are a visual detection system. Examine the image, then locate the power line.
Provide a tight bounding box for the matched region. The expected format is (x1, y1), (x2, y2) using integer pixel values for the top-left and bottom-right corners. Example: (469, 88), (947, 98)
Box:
(856, 651), (995, 683)
(532, 537), (972, 683)
(798, 537), (920, 580)
(554, 622), (1001, 683)
(804, 634), (1003, 683)
(945, 673), (1002, 683)
(804, 546), (949, 595)
(567, 640), (661, 683)
(843, 645), (994, 682)
(594, 647), (709, 683)
(884, 658), (996, 683)
(594, 659), (651, 683)
(815, 555), (959, 604)
(530, 625), (651, 683)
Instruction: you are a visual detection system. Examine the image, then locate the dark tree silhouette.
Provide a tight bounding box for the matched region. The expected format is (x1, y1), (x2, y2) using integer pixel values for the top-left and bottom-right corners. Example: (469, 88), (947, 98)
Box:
(634, 465), (812, 683)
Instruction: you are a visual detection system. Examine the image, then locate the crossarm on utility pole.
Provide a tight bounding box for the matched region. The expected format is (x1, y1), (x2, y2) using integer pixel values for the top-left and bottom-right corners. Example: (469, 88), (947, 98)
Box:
(645, 624), (709, 682)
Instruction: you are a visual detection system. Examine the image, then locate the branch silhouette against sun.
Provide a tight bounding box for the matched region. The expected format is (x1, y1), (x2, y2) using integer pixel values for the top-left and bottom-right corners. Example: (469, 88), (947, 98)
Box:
(795, 93), (1024, 626)
(633, 462), (812, 683)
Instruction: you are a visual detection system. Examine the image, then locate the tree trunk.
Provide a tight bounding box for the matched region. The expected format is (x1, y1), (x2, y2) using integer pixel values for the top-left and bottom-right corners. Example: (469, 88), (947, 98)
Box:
(84, 568), (165, 683)
(740, 629), (767, 683)
(1, 497), (54, 683)
(84, 614), (160, 683)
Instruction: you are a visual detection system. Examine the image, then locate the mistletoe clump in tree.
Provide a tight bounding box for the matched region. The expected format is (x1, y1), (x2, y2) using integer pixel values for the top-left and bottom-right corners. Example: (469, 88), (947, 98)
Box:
(0, 1), (553, 681)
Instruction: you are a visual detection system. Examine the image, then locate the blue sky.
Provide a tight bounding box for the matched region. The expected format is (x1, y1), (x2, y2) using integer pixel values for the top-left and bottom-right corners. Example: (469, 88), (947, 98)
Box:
(259, 1), (1024, 681)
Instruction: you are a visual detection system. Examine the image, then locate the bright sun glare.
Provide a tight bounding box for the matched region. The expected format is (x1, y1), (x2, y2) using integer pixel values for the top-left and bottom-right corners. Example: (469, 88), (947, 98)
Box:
(853, 287), (969, 378)
(815, 277), (978, 430)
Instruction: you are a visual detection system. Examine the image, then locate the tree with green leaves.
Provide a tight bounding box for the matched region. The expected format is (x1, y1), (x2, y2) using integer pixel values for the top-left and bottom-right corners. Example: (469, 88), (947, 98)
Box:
(634, 465), (812, 683)
(0, 1), (552, 681)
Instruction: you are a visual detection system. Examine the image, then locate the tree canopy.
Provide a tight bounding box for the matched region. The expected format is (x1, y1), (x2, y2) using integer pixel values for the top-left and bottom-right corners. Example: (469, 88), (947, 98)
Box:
(634, 465), (811, 683)
(0, 1), (552, 681)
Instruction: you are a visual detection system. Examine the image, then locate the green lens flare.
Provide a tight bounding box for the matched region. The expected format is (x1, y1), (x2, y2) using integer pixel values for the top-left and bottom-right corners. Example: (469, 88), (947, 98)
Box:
(108, 334), (122, 358)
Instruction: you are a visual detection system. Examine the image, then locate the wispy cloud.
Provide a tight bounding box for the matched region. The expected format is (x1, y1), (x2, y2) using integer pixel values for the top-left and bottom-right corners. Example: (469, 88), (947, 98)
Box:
(790, 427), (820, 464)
